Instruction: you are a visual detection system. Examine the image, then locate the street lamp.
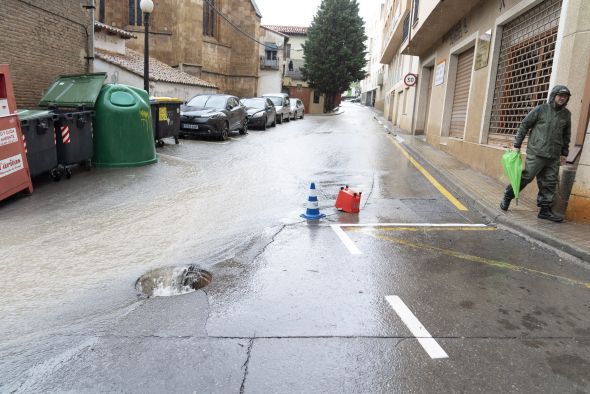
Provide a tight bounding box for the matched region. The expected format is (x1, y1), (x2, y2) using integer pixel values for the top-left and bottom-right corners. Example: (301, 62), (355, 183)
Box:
(140, 0), (154, 94)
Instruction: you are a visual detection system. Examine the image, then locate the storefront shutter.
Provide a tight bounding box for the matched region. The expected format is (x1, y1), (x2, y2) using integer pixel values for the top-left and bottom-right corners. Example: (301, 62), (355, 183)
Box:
(449, 47), (474, 139)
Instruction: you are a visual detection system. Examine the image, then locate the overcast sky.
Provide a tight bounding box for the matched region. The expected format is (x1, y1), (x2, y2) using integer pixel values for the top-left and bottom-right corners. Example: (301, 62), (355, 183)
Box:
(255, 0), (380, 27)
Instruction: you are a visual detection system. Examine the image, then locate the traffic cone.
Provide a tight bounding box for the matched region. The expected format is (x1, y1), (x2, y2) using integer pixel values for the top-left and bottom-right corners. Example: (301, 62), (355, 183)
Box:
(300, 182), (326, 220)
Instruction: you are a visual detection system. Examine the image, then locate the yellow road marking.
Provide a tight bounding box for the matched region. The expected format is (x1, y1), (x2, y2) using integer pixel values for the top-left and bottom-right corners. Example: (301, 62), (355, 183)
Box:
(367, 232), (590, 290)
(387, 135), (468, 211)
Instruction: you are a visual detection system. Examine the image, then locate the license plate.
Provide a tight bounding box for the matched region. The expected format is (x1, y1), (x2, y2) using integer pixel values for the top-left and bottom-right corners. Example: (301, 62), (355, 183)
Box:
(182, 123), (199, 130)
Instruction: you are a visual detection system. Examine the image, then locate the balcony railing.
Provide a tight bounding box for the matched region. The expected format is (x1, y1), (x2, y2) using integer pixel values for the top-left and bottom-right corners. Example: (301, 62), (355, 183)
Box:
(284, 59), (305, 80)
(260, 56), (279, 70)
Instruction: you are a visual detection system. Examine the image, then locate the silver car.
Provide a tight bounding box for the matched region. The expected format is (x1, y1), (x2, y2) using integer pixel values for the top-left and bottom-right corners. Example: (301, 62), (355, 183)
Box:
(289, 98), (304, 120)
(263, 93), (291, 124)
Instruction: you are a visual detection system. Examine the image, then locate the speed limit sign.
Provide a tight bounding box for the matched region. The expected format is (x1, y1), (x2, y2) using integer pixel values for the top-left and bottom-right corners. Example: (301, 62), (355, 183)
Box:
(404, 73), (418, 87)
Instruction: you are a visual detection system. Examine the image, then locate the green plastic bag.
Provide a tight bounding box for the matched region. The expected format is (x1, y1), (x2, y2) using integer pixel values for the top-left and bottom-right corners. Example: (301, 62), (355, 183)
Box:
(501, 150), (523, 200)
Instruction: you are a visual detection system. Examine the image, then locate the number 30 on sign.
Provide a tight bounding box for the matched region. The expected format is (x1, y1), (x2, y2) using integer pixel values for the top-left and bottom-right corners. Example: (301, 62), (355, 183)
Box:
(404, 73), (418, 87)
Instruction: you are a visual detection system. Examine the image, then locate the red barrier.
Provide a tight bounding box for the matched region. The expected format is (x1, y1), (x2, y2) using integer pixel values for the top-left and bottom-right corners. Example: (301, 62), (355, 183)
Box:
(335, 185), (361, 213)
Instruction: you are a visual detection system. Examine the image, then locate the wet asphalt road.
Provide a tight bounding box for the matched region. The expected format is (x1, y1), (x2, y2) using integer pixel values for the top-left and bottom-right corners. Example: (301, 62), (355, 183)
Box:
(1, 102), (589, 393)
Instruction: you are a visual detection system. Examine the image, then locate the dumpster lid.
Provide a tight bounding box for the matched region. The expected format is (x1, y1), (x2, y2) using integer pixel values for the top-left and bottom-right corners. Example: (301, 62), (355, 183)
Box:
(39, 73), (107, 108)
(17, 109), (56, 121)
(150, 97), (184, 104)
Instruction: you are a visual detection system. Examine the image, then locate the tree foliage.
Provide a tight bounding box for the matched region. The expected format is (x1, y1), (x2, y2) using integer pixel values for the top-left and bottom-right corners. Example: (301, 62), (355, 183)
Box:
(302, 0), (367, 112)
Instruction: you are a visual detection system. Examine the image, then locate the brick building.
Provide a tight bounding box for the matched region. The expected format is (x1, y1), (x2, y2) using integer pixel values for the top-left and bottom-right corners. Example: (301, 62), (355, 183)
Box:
(0, 0), (93, 107)
(98, 0), (262, 97)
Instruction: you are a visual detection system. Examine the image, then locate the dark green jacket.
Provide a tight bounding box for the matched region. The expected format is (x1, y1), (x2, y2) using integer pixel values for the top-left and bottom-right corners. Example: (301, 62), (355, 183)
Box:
(514, 85), (571, 159)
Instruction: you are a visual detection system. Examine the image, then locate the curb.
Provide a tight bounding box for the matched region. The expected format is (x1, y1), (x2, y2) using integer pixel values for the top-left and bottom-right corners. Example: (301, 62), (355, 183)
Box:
(307, 109), (345, 117)
(397, 134), (590, 263)
(366, 108), (590, 262)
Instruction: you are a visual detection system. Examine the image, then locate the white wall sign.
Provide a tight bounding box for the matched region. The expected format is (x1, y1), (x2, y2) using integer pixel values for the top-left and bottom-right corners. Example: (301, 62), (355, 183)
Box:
(0, 127), (18, 147)
(434, 60), (446, 86)
(0, 154), (24, 178)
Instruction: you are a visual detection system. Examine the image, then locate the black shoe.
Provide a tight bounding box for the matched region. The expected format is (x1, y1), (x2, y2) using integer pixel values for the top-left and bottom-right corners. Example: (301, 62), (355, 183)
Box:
(500, 196), (512, 211)
(538, 207), (563, 222)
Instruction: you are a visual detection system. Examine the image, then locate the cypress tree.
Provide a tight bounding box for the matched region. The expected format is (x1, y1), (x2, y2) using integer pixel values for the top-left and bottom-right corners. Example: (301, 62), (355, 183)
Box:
(302, 0), (367, 112)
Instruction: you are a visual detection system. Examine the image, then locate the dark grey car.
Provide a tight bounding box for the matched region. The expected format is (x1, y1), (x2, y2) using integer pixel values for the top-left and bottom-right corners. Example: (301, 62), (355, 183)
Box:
(180, 94), (248, 141)
(240, 97), (277, 130)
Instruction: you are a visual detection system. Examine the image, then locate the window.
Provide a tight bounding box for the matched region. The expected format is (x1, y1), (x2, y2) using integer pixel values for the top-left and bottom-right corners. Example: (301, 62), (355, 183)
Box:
(203, 0), (216, 37)
(412, 0), (419, 24)
(285, 44), (291, 59)
(313, 90), (320, 104)
(488, 0), (562, 146)
(266, 50), (277, 60)
(99, 0), (105, 23)
(128, 0), (142, 26)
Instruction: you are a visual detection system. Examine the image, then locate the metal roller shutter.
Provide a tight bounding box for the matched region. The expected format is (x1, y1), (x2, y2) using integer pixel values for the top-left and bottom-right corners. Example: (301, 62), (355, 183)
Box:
(450, 47), (474, 138)
(488, 0), (562, 146)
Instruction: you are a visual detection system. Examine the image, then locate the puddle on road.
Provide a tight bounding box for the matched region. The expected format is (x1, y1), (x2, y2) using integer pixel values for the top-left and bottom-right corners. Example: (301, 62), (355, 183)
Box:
(136, 265), (212, 297)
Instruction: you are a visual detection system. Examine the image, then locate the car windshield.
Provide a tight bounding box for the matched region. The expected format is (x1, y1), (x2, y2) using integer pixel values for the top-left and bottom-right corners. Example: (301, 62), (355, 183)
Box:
(267, 97), (283, 106)
(289, 99), (298, 105)
(187, 95), (227, 109)
(241, 98), (265, 108)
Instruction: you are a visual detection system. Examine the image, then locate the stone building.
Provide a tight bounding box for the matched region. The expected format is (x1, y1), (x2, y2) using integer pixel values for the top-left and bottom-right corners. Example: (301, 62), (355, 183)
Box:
(403, 0), (590, 222)
(0, 0), (93, 107)
(97, 0), (262, 97)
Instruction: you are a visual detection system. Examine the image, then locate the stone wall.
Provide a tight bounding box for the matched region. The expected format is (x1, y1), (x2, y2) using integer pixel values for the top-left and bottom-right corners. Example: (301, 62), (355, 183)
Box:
(0, 0), (91, 107)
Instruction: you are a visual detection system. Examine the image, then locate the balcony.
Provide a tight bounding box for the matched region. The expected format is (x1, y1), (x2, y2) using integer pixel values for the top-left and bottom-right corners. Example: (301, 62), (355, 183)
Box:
(380, 0), (411, 64)
(260, 56), (280, 70)
(284, 58), (305, 80)
(403, 0), (481, 57)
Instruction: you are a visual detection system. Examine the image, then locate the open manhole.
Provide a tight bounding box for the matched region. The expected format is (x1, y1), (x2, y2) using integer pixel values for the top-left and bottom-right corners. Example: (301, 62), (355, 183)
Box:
(136, 265), (212, 298)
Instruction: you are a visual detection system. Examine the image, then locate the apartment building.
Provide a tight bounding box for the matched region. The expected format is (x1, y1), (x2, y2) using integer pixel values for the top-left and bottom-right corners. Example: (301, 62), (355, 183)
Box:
(360, 4), (385, 110)
(404, 0), (590, 222)
(379, 0), (420, 132)
(257, 26), (288, 96)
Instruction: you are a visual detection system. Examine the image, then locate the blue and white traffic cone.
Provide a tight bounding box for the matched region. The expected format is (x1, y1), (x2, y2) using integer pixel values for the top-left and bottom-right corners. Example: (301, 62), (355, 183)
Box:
(300, 182), (326, 220)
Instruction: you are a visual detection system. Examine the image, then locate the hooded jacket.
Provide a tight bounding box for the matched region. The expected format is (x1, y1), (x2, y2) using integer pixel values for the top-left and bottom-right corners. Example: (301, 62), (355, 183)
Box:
(514, 85), (571, 158)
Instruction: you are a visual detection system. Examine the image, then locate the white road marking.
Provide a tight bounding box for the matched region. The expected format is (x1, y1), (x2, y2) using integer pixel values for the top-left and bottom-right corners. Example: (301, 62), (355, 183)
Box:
(385, 296), (449, 359)
(395, 135), (404, 143)
(330, 225), (361, 255)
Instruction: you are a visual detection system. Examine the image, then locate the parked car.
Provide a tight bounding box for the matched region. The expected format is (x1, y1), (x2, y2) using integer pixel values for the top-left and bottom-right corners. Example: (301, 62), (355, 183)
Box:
(180, 94), (247, 141)
(262, 93), (291, 124)
(240, 97), (277, 130)
(289, 98), (304, 120)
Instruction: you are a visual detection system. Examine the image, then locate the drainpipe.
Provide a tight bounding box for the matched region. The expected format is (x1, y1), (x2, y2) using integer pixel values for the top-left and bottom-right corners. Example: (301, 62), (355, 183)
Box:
(84, 0), (96, 73)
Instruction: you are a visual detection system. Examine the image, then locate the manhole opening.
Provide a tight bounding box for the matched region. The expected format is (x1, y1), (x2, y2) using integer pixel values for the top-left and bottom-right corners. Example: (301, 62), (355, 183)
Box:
(136, 265), (212, 298)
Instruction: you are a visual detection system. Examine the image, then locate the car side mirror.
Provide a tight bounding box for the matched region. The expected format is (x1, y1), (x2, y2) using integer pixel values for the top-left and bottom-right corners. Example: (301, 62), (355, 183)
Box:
(227, 105), (232, 110)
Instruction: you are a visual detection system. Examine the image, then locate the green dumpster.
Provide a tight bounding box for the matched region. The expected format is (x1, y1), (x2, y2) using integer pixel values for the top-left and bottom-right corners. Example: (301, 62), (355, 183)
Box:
(93, 84), (157, 168)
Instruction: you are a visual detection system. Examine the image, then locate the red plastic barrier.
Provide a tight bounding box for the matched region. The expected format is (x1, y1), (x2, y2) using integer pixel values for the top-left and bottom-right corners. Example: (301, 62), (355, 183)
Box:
(335, 185), (361, 213)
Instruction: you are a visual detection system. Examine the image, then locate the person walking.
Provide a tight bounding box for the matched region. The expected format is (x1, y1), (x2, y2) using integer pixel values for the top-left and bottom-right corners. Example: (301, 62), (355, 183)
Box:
(499, 85), (571, 222)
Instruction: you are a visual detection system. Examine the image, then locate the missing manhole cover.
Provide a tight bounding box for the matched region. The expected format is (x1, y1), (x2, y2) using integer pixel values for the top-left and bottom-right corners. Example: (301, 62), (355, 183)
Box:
(136, 265), (212, 298)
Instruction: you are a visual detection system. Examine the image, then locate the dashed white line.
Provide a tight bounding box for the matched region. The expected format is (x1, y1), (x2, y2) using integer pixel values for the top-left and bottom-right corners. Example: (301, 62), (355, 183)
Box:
(385, 295), (449, 359)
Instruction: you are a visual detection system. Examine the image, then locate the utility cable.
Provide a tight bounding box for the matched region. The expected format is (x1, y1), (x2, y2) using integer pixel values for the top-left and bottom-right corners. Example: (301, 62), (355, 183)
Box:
(203, 0), (278, 50)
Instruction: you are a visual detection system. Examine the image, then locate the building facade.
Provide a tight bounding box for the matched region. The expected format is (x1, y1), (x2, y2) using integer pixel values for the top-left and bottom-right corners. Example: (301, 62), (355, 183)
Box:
(379, 0), (420, 132)
(360, 4), (385, 111)
(257, 26), (288, 96)
(0, 0), (93, 107)
(403, 0), (590, 222)
(264, 25), (329, 114)
(98, 0), (262, 97)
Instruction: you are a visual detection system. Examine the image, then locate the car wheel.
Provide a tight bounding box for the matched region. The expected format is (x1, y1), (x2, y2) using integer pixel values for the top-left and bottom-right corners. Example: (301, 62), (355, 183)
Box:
(261, 116), (267, 130)
(239, 119), (248, 135)
(301, 112), (304, 119)
(272, 116), (277, 127)
(285, 114), (290, 122)
(278, 115), (283, 124)
(219, 122), (229, 141)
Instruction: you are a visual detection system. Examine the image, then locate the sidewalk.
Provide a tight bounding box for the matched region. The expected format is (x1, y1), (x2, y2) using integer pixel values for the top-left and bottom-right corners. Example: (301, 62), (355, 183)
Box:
(371, 108), (590, 263)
